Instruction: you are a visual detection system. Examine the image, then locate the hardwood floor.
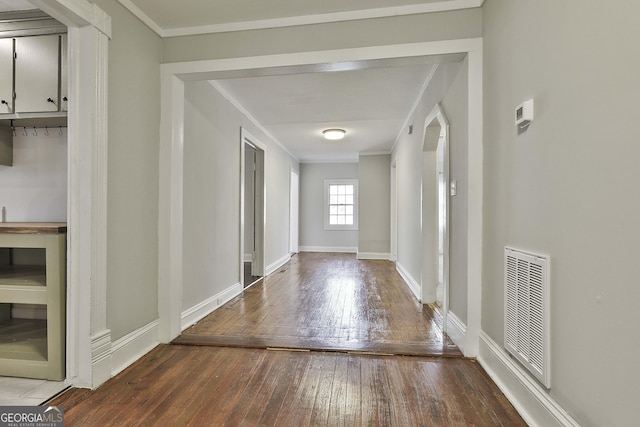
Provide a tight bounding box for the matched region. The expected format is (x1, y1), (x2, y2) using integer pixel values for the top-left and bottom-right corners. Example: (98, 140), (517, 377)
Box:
(176, 253), (460, 357)
(49, 345), (526, 426)
(47, 253), (526, 426)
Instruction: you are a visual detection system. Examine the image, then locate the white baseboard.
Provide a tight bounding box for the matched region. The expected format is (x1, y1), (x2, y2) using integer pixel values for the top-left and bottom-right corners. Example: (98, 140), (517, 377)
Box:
(396, 262), (420, 301)
(91, 329), (112, 387)
(478, 331), (579, 427)
(266, 253), (291, 276)
(299, 246), (357, 253)
(110, 320), (159, 377)
(356, 252), (391, 260)
(445, 310), (466, 354)
(181, 282), (243, 331)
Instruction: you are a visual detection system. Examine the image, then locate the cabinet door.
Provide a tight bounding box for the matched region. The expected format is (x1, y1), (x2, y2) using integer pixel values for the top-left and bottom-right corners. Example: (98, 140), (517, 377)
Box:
(0, 38), (13, 114)
(60, 34), (67, 112)
(14, 35), (60, 113)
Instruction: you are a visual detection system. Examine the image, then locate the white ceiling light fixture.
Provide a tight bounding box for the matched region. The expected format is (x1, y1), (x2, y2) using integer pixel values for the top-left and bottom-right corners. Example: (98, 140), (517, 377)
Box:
(323, 128), (346, 140)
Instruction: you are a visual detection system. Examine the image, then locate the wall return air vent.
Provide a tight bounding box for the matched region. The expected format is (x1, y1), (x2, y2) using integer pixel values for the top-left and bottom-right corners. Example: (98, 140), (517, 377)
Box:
(504, 247), (551, 388)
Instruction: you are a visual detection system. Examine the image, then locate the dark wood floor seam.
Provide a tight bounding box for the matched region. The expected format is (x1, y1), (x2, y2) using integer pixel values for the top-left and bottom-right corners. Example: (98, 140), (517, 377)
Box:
(171, 334), (464, 358)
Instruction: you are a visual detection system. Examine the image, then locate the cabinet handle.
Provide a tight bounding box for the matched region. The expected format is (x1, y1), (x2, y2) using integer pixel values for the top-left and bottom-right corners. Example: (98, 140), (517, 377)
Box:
(1, 100), (7, 105)
(47, 97), (56, 104)
(62, 97), (68, 102)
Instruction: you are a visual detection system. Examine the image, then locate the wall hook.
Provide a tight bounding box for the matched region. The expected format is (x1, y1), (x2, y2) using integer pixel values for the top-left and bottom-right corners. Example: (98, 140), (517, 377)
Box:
(44, 126), (49, 136)
(22, 127), (28, 136)
(32, 127), (38, 136)
(59, 126), (63, 136)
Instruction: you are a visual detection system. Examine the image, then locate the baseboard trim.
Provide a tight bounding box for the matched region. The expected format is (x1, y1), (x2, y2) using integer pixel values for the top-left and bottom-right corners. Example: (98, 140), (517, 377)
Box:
(478, 331), (579, 427)
(181, 282), (243, 331)
(396, 262), (420, 301)
(446, 310), (466, 354)
(356, 252), (391, 260)
(266, 253), (291, 276)
(299, 246), (358, 253)
(90, 329), (112, 387)
(110, 320), (159, 377)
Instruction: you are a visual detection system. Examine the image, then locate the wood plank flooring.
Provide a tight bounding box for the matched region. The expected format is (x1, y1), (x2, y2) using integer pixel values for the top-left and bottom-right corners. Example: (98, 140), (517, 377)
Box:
(49, 345), (526, 426)
(176, 252), (460, 357)
(47, 253), (527, 425)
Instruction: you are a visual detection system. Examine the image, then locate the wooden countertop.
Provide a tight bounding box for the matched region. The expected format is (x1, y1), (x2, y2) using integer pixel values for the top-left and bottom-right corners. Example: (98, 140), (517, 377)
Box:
(0, 222), (67, 234)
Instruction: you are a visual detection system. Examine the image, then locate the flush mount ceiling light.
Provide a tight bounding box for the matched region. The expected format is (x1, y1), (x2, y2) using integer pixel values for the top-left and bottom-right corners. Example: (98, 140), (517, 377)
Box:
(322, 129), (346, 140)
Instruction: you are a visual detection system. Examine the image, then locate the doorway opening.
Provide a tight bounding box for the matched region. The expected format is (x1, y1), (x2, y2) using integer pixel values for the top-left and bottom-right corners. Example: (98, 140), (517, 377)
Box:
(290, 169), (299, 255)
(422, 104), (450, 330)
(241, 130), (265, 288)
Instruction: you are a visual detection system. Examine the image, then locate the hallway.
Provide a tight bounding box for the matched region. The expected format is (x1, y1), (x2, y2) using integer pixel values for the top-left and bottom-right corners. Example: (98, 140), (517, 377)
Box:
(49, 253), (526, 426)
(176, 253), (460, 357)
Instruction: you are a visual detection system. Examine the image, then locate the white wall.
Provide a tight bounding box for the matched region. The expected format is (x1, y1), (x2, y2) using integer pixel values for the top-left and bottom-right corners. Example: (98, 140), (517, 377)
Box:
(0, 130), (67, 222)
(299, 162), (358, 251)
(482, 1), (640, 425)
(183, 80), (298, 311)
(358, 154), (390, 257)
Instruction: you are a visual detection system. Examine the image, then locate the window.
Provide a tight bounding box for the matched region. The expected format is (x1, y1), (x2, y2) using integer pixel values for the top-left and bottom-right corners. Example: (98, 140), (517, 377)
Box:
(324, 179), (358, 230)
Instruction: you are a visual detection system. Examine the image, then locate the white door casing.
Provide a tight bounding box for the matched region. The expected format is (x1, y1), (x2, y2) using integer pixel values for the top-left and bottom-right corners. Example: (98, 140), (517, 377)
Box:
(158, 39), (483, 359)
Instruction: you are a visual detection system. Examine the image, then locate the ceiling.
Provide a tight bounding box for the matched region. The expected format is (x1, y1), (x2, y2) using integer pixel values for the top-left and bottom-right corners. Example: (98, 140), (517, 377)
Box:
(4, 0), (471, 162)
(0, 1), (34, 12)
(212, 58), (460, 162)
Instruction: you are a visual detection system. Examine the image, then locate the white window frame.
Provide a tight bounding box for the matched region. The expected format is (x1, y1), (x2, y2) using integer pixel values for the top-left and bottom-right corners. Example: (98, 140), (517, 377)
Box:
(324, 179), (358, 231)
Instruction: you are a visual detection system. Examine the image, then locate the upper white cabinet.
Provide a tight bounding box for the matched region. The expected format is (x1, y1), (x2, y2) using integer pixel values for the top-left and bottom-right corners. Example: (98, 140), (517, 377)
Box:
(0, 38), (13, 113)
(0, 33), (65, 115)
(14, 34), (60, 113)
(60, 34), (67, 112)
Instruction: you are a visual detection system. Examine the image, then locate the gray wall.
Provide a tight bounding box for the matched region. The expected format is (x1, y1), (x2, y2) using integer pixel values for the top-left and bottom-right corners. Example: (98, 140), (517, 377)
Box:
(93, 0), (162, 342)
(483, 1), (640, 425)
(392, 61), (465, 295)
(183, 80), (298, 311)
(358, 154), (390, 255)
(162, 9), (482, 63)
(299, 162), (358, 251)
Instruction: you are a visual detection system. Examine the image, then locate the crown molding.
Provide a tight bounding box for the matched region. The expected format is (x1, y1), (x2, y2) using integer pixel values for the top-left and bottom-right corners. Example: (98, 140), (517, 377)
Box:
(119, 0), (483, 38)
(208, 81), (300, 163)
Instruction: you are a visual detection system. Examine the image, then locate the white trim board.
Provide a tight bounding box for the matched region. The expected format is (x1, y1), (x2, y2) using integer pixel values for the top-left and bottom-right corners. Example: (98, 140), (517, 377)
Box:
(396, 262), (421, 302)
(478, 332), (579, 427)
(158, 37), (483, 355)
(181, 283), (243, 331)
(356, 252), (391, 260)
(110, 320), (159, 377)
(266, 253), (292, 276)
(30, 0), (112, 389)
(299, 246), (358, 253)
(445, 310), (466, 355)
(118, 0), (484, 37)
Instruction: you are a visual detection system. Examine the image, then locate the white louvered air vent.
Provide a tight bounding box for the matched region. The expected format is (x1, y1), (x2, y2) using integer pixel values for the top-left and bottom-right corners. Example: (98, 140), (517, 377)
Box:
(504, 247), (551, 388)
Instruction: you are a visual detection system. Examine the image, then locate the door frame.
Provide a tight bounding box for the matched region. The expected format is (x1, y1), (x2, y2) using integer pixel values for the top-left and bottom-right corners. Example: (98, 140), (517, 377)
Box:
(31, 0), (111, 387)
(290, 169), (299, 255)
(422, 103), (450, 331)
(240, 128), (266, 286)
(158, 38), (483, 358)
